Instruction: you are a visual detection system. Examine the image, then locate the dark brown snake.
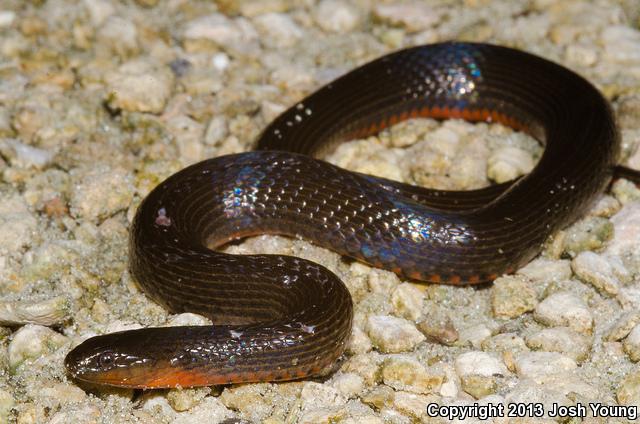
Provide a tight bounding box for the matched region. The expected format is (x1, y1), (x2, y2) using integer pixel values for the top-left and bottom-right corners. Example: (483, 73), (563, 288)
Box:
(65, 42), (635, 389)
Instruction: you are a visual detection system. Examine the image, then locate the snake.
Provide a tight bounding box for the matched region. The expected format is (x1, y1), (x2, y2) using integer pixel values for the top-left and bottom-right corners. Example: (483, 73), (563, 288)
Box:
(65, 42), (629, 389)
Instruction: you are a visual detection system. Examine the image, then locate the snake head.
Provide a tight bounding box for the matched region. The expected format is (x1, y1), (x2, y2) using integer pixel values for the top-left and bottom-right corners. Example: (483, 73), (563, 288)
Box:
(65, 329), (159, 388)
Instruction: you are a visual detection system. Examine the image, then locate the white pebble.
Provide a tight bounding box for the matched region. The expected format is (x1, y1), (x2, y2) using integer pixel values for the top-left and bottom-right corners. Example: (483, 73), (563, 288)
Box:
(346, 324), (372, 355)
(48, 404), (101, 424)
(525, 327), (592, 362)
(313, 0), (361, 33)
(534, 291), (593, 334)
(624, 324), (640, 362)
(455, 351), (508, 378)
(253, 13), (303, 48)
(70, 165), (134, 222)
(8, 324), (67, 368)
(97, 15), (138, 56)
(183, 14), (251, 46)
(173, 397), (233, 423)
(390, 283), (424, 321)
(366, 315), (425, 353)
(0, 296), (69, 326)
(457, 323), (493, 348)
(0, 11), (16, 28)
(601, 25), (640, 64)
(105, 59), (174, 113)
(166, 313), (211, 327)
(565, 43), (598, 67)
(104, 320), (143, 333)
(606, 202), (640, 256)
(82, 0), (115, 26)
(2, 139), (53, 169)
(204, 116), (228, 146)
(211, 52), (230, 71)
(381, 355), (444, 394)
(619, 286), (640, 310)
(487, 146), (535, 183)
(373, 2), (440, 32)
(330, 373), (364, 398)
(571, 251), (624, 296)
(300, 382), (347, 409)
(606, 311), (640, 341)
(0, 194), (37, 254)
(514, 351), (577, 383)
(518, 258), (572, 283)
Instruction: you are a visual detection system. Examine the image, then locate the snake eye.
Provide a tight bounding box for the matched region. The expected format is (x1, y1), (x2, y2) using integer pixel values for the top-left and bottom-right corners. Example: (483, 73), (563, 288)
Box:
(98, 352), (116, 370)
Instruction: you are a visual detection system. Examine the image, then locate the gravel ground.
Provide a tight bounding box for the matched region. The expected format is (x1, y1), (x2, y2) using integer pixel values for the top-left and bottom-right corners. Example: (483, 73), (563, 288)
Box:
(1, 0), (640, 423)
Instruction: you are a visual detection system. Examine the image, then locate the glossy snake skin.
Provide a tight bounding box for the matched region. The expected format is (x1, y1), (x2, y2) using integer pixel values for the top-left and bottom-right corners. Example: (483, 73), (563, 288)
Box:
(66, 42), (621, 388)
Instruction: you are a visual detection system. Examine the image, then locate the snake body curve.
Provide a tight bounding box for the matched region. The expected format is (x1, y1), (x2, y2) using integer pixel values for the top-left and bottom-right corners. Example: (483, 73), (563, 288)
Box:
(65, 42), (619, 388)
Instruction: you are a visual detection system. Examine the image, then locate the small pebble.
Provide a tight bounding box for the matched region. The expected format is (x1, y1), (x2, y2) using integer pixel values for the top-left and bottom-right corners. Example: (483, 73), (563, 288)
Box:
(96, 15), (139, 57)
(342, 353), (384, 387)
(38, 383), (87, 405)
(517, 258), (572, 283)
(562, 216), (614, 257)
(173, 397), (234, 424)
(601, 25), (640, 64)
(360, 385), (395, 411)
(454, 351), (508, 378)
(611, 179), (640, 205)
(313, 0), (361, 33)
(8, 324), (67, 369)
(183, 13), (256, 47)
(1, 139), (53, 169)
(460, 374), (498, 399)
(525, 327), (592, 362)
(606, 202), (640, 256)
(589, 194), (621, 217)
(381, 355), (444, 394)
(391, 391), (432, 421)
(166, 387), (211, 412)
(253, 13), (303, 48)
(623, 324), (640, 362)
(390, 283), (424, 321)
(487, 146), (535, 183)
(482, 333), (529, 354)
(534, 291), (593, 334)
(105, 59), (174, 114)
(300, 381), (347, 410)
(0, 194), (37, 254)
(70, 165), (134, 222)
(505, 379), (571, 419)
(0, 296), (69, 326)
(457, 323), (493, 348)
(373, 2), (440, 32)
(47, 405), (101, 424)
(572, 251), (630, 296)
(491, 275), (538, 318)
(0, 389), (13, 423)
(0, 10), (16, 28)
(416, 305), (458, 346)
(514, 351), (577, 383)
(330, 372), (364, 399)
(565, 43), (598, 67)
(84, 0), (115, 26)
(204, 116), (229, 146)
(346, 324), (373, 355)
(605, 311), (640, 341)
(366, 315), (425, 353)
(617, 370), (640, 406)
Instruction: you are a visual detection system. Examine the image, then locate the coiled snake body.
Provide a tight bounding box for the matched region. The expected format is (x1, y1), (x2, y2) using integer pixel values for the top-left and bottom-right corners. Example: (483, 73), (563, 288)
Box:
(66, 42), (623, 388)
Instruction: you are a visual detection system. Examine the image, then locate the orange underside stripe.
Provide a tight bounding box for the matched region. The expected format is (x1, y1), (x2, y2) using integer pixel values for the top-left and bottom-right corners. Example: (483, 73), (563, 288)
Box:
(351, 106), (525, 140)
